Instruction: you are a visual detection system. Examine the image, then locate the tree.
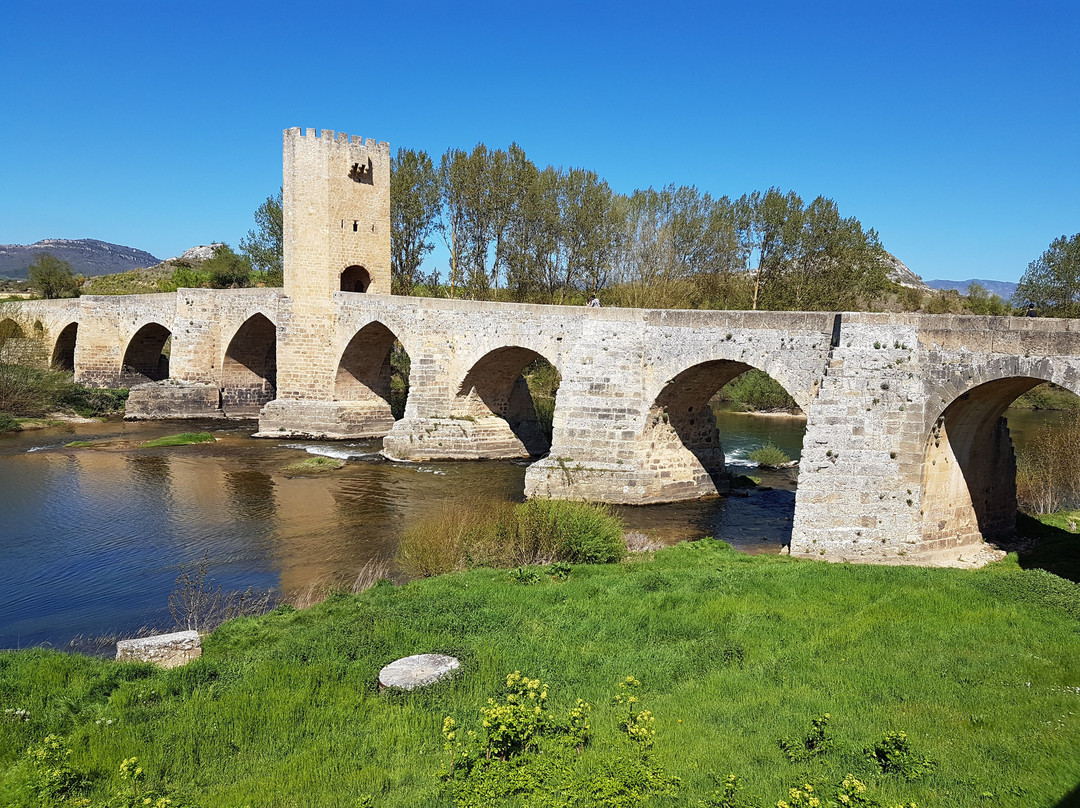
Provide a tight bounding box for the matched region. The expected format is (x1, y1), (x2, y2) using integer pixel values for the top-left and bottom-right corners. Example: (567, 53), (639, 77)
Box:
(1015, 234), (1080, 317)
(963, 282), (1012, 316)
(28, 253), (80, 299)
(560, 168), (622, 299)
(438, 148), (470, 297)
(204, 245), (252, 289)
(390, 148), (440, 295)
(239, 189), (283, 286)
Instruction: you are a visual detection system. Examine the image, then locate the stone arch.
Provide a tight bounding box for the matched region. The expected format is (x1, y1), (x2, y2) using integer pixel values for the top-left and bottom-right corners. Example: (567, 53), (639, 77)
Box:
(919, 374), (1058, 555)
(454, 346), (559, 456)
(333, 321), (409, 431)
(221, 313), (277, 413)
(0, 318), (28, 363)
(32, 320), (44, 336)
(0, 317), (26, 341)
(340, 265), (371, 293)
(643, 359), (803, 500)
(51, 322), (78, 372)
(121, 322), (171, 385)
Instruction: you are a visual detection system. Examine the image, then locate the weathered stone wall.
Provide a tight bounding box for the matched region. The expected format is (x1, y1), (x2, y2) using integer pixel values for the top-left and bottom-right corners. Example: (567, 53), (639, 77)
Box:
(790, 312), (1080, 563)
(7, 292), (1080, 565)
(282, 128), (390, 301)
(0, 299), (80, 367)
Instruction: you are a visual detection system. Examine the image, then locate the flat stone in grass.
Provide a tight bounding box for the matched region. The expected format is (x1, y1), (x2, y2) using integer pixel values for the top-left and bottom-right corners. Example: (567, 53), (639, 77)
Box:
(116, 630), (202, 668)
(379, 653), (460, 691)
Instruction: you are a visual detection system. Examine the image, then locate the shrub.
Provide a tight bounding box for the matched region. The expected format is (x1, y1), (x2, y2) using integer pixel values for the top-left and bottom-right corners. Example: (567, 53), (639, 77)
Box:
(395, 502), (476, 577)
(748, 442), (792, 467)
(517, 499), (625, 564)
(1015, 410), (1080, 513)
(204, 245), (253, 289)
(0, 363), (67, 416)
(396, 498), (625, 577)
(0, 411), (19, 433)
(779, 714), (831, 763)
(54, 382), (128, 417)
(866, 730), (934, 780)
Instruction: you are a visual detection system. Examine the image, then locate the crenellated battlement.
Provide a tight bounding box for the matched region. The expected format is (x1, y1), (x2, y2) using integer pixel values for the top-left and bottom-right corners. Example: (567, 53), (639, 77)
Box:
(282, 126), (391, 299)
(285, 126), (390, 155)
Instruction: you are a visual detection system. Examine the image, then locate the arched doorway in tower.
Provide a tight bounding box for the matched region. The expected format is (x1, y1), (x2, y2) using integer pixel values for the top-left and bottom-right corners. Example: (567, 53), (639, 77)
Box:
(221, 314), (277, 414)
(454, 347), (562, 458)
(340, 266), (371, 293)
(921, 378), (1080, 568)
(640, 363), (805, 547)
(51, 323), (78, 372)
(120, 323), (171, 386)
(334, 322), (411, 435)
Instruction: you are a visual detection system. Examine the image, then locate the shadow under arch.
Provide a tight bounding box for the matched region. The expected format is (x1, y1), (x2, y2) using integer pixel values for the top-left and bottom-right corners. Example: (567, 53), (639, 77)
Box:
(0, 318), (26, 360)
(51, 323), (78, 372)
(222, 313), (277, 414)
(341, 265), (371, 293)
(0, 318), (25, 336)
(121, 323), (171, 385)
(333, 321), (408, 433)
(454, 346), (558, 457)
(920, 376), (1051, 554)
(646, 360), (803, 499)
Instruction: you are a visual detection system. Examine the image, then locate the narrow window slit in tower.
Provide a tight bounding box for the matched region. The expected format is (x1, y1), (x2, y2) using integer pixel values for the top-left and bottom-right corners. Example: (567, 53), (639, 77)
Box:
(353, 221), (358, 232)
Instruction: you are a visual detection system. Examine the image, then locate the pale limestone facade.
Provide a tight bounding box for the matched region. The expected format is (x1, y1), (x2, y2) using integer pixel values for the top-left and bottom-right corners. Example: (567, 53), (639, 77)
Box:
(2, 127), (1077, 565)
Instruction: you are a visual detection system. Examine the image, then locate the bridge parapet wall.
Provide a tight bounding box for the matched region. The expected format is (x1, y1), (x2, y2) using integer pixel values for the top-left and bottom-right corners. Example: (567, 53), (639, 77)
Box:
(73, 294), (178, 387)
(0, 299), (80, 366)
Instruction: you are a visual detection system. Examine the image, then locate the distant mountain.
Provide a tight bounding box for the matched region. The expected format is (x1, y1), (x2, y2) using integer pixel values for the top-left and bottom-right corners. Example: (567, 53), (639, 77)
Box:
(925, 278), (1018, 300)
(0, 239), (162, 279)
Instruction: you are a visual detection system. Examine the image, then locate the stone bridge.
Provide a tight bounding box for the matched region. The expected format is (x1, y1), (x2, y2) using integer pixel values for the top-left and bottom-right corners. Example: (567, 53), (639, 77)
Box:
(4, 291), (1079, 566)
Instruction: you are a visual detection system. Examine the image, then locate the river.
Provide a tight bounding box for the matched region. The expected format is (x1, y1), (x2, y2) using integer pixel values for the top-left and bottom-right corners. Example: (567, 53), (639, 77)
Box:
(0, 408), (1062, 649)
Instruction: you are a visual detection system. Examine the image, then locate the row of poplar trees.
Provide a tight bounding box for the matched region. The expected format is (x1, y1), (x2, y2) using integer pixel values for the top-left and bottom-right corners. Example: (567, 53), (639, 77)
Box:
(390, 143), (891, 311)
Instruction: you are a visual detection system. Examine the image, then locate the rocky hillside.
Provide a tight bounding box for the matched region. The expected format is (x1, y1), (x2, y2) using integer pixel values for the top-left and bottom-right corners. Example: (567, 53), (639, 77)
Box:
(879, 252), (929, 291)
(0, 239), (162, 279)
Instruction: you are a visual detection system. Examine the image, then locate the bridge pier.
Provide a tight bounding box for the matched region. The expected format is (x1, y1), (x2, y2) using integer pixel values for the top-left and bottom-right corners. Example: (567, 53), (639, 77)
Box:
(257, 399), (394, 439)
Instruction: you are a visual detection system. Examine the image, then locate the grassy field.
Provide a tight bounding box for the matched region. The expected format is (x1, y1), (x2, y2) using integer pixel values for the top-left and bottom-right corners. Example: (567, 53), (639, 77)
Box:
(0, 540), (1077, 807)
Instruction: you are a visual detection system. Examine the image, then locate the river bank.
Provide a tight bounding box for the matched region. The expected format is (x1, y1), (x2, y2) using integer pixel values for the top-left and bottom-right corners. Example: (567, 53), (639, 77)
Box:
(1, 539), (1077, 807)
(0, 413), (803, 650)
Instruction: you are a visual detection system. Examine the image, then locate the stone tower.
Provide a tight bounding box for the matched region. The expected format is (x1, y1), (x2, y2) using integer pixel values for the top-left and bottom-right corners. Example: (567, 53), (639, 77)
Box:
(282, 128), (391, 300)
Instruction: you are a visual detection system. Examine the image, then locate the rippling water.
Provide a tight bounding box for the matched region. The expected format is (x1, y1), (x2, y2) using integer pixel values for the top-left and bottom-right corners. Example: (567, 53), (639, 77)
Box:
(1, 408), (1050, 649)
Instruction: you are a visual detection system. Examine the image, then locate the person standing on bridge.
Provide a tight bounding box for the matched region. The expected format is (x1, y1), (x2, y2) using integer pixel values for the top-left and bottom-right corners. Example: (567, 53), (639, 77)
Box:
(587, 295), (601, 308)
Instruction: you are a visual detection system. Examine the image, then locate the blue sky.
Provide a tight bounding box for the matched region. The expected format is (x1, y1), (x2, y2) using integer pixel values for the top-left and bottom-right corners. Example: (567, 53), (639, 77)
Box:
(1, 1), (1077, 283)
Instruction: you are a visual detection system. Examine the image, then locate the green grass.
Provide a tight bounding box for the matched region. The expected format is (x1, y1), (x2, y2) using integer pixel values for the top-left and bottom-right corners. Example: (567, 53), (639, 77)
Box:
(139, 432), (216, 448)
(1, 539), (1078, 807)
(282, 455), (345, 474)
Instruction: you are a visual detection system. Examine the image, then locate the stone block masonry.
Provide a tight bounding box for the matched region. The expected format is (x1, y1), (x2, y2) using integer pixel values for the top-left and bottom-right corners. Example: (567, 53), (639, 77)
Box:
(5, 126), (1080, 566)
